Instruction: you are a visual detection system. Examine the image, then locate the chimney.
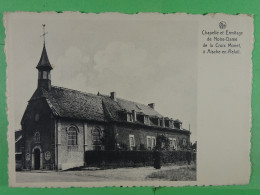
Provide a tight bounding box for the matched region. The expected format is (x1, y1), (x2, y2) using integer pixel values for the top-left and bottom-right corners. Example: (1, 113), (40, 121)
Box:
(148, 103), (155, 109)
(132, 110), (136, 122)
(110, 92), (116, 101)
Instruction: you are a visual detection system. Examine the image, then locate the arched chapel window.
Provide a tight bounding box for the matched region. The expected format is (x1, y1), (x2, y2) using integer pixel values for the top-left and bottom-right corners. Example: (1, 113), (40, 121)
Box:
(92, 126), (102, 146)
(68, 126), (78, 145)
(34, 132), (40, 143)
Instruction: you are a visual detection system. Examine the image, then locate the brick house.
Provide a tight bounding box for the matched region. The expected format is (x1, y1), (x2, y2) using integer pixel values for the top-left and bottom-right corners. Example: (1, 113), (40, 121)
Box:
(18, 42), (191, 171)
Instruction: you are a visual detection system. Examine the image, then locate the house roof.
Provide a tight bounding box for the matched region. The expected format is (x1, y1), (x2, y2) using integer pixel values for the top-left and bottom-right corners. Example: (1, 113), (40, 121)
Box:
(27, 85), (184, 129)
(117, 98), (162, 117)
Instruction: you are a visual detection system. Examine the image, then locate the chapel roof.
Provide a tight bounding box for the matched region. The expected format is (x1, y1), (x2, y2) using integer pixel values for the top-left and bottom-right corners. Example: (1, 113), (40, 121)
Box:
(30, 86), (105, 122)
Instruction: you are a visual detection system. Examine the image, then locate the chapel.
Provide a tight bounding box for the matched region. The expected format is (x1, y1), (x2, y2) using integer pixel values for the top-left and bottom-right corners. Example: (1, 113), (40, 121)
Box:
(16, 38), (191, 171)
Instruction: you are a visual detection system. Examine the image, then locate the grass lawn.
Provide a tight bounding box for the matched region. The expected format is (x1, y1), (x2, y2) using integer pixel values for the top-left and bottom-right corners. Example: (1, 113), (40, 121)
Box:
(146, 165), (196, 181)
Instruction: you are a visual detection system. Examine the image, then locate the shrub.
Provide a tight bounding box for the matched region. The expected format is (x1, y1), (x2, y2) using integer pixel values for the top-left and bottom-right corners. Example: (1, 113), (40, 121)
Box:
(154, 135), (170, 151)
(85, 150), (196, 168)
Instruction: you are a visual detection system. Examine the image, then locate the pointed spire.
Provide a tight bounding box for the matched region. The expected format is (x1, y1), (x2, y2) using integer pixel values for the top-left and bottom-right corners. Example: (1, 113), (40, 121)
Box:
(36, 43), (52, 70)
(36, 24), (52, 70)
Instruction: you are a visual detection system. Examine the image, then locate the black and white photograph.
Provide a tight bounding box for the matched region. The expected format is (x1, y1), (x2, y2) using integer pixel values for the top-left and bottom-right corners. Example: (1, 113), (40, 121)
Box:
(5, 12), (252, 187)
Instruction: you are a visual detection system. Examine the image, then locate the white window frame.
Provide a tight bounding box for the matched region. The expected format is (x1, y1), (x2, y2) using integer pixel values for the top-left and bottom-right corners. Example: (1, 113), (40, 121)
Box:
(147, 136), (156, 150)
(151, 136), (156, 148)
(169, 138), (177, 150)
(127, 113), (133, 122)
(173, 138), (177, 150)
(129, 134), (135, 150)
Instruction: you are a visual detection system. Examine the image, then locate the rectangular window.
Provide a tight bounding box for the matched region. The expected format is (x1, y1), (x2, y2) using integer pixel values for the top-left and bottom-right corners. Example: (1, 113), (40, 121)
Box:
(169, 138), (177, 150)
(151, 137), (156, 148)
(127, 113), (133, 122)
(169, 138), (173, 148)
(159, 119), (163, 127)
(43, 71), (48, 79)
(144, 116), (150, 125)
(147, 136), (152, 150)
(183, 139), (187, 146)
(165, 120), (169, 127)
(173, 139), (177, 150)
(129, 135), (135, 150)
(147, 136), (156, 150)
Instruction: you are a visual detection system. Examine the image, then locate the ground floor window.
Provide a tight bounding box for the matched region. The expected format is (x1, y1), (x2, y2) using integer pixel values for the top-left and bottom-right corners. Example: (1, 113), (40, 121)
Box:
(92, 126), (103, 150)
(183, 138), (187, 146)
(68, 126), (78, 145)
(169, 138), (177, 150)
(147, 136), (156, 150)
(129, 134), (135, 150)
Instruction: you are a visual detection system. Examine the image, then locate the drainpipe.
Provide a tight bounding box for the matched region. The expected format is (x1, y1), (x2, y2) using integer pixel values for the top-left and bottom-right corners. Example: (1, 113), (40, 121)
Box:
(54, 119), (59, 171)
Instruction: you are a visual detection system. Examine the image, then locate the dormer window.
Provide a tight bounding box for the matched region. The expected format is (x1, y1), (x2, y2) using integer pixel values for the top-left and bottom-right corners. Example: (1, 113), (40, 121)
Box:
(144, 115), (150, 125)
(127, 113), (133, 122)
(150, 117), (159, 126)
(169, 120), (174, 128)
(174, 120), (182, 129)
(165, 120), (170, 127)
(159, 119), (163, 127)
(136, 114), (150, 125)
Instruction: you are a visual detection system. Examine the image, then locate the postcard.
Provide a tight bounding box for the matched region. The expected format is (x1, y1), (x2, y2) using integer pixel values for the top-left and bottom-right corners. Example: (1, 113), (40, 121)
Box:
(4, 12), (253, 187)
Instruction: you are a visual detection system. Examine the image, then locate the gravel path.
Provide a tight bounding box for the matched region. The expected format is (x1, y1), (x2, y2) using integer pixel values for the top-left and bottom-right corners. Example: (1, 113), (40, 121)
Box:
(16, 165), (188, 183)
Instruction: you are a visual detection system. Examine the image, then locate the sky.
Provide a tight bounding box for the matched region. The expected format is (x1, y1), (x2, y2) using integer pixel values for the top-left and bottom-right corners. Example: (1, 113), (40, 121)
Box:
(6, 13), (198, 142)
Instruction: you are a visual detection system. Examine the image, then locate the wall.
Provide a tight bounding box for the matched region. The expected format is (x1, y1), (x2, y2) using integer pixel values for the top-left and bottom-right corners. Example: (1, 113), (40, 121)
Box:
(115, 123), (190, 151)
(57, 119), (105, 170)
(22, 98), (55, 170)
(21, 97), (190, 171)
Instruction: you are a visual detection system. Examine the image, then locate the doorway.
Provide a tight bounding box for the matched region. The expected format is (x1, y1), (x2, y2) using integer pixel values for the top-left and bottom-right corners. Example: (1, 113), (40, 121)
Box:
(34, 148), (41, 170)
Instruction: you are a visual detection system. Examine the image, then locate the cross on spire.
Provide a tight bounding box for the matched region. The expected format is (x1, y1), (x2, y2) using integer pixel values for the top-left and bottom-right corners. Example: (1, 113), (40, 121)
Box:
(40, 24), (48, 44)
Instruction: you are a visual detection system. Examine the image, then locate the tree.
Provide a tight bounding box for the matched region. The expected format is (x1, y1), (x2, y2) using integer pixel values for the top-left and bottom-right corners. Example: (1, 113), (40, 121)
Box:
(153, 134), (170, 169)
(191, 141), (197, 151)
(154, 134), (170, 151)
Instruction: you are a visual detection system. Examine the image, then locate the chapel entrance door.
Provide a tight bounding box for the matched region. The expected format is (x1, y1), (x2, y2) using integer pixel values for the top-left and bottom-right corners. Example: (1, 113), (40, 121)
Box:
(34, 148), (41, 170)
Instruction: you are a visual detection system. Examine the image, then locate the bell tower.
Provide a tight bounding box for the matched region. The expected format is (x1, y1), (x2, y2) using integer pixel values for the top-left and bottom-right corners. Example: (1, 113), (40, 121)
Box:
(36, 24), (52, 91)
